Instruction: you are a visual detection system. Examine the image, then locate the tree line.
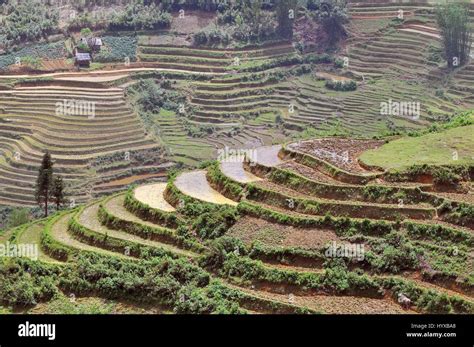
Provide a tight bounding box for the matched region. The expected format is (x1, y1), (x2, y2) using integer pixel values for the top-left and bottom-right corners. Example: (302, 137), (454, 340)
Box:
(35, 151), (66, 217)
(436, 2), (472, 69)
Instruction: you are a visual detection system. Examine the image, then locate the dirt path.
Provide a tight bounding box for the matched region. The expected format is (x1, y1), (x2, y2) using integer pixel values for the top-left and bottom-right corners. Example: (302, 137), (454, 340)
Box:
(54, 74), (129, 83)
(399, 28), (440, 39)
(134, 183), (176, 212)
(174, 170), (238, 206)
(0, 67), (222, 80)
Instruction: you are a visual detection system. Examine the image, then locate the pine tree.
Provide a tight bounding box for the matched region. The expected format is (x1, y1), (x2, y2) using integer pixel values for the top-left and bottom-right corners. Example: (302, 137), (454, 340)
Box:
(319, 0), (348, 46)
(52, 175), (65, 211)
(436, 3), (472, 68)
(276, 0), (297, 40)
(35, 151), (53, 217)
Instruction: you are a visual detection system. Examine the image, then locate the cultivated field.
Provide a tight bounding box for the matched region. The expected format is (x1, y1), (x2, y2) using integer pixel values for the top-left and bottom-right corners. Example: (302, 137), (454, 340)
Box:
(1, 128), (473, 313)
(0, 0), (473, 315)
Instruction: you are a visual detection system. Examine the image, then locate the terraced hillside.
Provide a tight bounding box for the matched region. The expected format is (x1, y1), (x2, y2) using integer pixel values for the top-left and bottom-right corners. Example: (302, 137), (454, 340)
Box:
(135, 40), (301, 152)
(0, 0), (473, 316)
(0, 79), (170, 206)
(0, 1), (472, 210)
(2, 131), (473, 314)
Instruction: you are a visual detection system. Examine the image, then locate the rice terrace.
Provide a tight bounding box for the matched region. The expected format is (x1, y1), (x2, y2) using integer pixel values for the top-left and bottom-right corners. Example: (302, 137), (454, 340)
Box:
(0, 0), (473, 330)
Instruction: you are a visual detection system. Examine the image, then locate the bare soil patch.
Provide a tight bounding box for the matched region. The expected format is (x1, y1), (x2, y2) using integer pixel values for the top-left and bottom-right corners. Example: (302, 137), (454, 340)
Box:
(237, 282), (413, 313)
(170, 10), (215, 35)
(289, 138), (385, 173)
(97, 173), (166, 188)
(430, 191), (474, 205)
(278, 160), (351, 185)
(228, 216), (340, 250)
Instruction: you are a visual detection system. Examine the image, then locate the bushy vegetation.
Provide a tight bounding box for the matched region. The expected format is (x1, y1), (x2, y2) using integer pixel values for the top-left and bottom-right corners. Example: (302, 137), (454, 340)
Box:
(219, 253), (381, 296)
(379, 277), (473, 313)
(194, 0), (277, 45)
(0, 0), (59, 48)
(0, 41), (66, 71)
(0, 250), (247, 313)
(128, 79), (185, 114)
(225, 0), (276, 42)
(5, 208), (30, 229)
(0, 258), (60, 306)
(276, 0), (297, 39)
(365, 233), (419, 273)
(190, 206), (238, 239)
(109, 1), (172, 30)
(206, 162), (244, 201)
(325, 79), (357, 91)
(436, 3), (472, 68)
(126, 78), (187, 138)
(124, 188), (181, 229)
(94, 36), (138, 63)
(439, 201), (474, 228)
(308, 0), (349, 47)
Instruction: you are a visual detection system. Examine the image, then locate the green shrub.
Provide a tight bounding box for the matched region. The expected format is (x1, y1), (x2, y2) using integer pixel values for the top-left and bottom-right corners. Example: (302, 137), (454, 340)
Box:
(206, 162), (244, 200)
(432, 168), (461, 186)
(94, 36), (138, 63)
(0, 258), (59, 306)
(0, 0), (59, 48)
(366, 233), (419, 273)
(325, 79), (357, 91)
(109, 1), (171, 30)
(191, 207), (238, 239)
(0, 41), (66, 71)
(7, 208), (30, 228)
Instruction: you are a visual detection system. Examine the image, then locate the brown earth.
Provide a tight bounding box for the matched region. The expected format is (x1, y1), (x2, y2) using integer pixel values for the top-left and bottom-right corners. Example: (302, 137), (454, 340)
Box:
(228, 216), (340, 250)
(96, 173), (167, 188)
(289, 138), (385, 173)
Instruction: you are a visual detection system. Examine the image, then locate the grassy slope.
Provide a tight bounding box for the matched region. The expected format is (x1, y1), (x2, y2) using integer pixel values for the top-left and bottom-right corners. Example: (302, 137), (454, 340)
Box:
(360, 125), (474, 169)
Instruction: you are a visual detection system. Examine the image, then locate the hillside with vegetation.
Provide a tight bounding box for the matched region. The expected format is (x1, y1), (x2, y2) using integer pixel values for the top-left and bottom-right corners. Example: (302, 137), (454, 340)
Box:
(0, 0), (473, 315)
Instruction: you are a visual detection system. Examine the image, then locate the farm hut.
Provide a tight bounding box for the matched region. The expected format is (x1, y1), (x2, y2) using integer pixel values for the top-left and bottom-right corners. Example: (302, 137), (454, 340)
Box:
(80, 37), (103, 52)
(75, 52), (91, 67)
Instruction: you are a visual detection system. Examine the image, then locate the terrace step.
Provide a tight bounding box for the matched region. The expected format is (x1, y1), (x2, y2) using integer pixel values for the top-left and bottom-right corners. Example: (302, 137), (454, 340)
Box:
(17, 222), (62, 264)
(252, 180), (435, 221)
(174, 170), (238, 206)
(224, 281), (410, 314)
(220, 161), (262, 184)
(48, 213), (127, 258)
(254, 145), (284, 167)
(133, 183), (176, 212)
(77, 201), (195, 258)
